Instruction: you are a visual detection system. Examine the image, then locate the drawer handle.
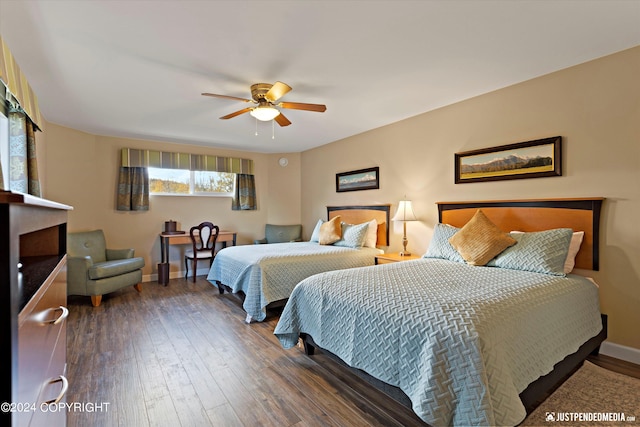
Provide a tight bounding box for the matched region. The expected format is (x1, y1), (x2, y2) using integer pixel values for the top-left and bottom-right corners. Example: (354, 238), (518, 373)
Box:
(45, 375), (69, 405)
(46, 306), (69, 325)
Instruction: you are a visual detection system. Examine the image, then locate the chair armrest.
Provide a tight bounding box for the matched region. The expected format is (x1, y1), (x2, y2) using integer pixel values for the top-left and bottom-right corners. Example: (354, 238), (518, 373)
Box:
(106, 248), (135, 260)
(67, 256), (93, 283)
(68, 255), (93, 268)
(254, 238), (267, 244)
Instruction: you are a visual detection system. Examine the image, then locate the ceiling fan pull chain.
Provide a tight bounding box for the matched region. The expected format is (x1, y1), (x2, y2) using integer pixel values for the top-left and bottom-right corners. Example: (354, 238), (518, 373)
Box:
(255, 117), (258, 136)
(272, 119), (275, 139)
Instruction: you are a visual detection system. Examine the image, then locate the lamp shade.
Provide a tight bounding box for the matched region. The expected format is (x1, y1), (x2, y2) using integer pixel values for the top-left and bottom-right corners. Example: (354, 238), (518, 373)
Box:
(250, 106), (280, 121)
(392, 200), (417, 222)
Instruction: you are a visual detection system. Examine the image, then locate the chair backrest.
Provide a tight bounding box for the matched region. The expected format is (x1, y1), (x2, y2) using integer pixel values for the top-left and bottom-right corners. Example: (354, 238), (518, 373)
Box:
(189, 222), (220, 253)
(265, 224), (302, 243)
(67, 230), (107, 263)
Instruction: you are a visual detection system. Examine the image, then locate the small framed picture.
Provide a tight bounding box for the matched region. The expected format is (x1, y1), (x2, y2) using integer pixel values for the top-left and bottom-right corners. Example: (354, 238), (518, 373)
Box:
(336, 167), (379, 192)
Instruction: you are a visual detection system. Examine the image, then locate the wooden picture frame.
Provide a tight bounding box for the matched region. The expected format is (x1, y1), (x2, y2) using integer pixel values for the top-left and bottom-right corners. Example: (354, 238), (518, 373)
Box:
(336, 167), (379, 192)
(454, 136), (562, 184)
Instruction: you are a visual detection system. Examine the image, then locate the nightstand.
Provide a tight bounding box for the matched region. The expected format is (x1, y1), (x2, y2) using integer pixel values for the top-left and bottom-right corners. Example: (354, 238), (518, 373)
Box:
(375, 252), (422, 265)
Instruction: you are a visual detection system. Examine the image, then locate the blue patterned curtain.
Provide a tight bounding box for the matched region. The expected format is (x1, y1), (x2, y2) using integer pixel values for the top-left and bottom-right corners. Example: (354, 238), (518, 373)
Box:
(0, 108), (4, 190)
(8, 105), (41, 196)
(117, 166), (149, 211)
(232, 173), (257, 210)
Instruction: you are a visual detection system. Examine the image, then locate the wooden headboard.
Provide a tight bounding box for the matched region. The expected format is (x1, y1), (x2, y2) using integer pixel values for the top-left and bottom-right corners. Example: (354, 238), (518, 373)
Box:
(327, 205), (391, 246)
(437, 198), (604, 270)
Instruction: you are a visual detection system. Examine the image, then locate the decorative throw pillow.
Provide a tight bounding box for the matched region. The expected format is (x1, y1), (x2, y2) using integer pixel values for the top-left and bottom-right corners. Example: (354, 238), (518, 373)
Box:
(423, 223), (465, 263)
(310, 219), (323, 242)
(488, 228), (574, 276)
(448, 209), (516, 266)
(318, 215), (342, 245)
(363, 219), (378, 248)
(334, 222), (370, 248)
(508, 230), (584, 274)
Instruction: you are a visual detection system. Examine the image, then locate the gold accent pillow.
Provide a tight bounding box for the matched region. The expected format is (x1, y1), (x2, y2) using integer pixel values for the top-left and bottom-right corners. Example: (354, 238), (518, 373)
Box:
(319, 215), (342, 245)
(448, 209), (516, 266)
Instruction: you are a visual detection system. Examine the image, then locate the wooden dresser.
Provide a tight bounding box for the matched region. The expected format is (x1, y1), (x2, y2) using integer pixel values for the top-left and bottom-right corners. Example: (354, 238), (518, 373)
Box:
(0, 191), (72, 427)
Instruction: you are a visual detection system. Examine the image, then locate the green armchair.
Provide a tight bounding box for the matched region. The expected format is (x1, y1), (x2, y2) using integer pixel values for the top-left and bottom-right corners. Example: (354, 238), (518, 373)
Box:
(254, 224), (302, 244)
(67, 230), (145, 306)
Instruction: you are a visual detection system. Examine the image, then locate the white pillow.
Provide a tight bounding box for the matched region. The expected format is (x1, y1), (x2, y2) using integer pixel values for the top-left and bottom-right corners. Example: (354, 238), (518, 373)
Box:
(564, 231), (585, 273)
(510, 230), (584, 274)
(363, 219), (378, 248)
(309, 219), (323, 242)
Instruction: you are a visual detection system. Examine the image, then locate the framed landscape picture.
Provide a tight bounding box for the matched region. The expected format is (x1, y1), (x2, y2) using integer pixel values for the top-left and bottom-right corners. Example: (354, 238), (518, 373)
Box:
(336, 167), (379, 192)
(454, 136), (562, 184)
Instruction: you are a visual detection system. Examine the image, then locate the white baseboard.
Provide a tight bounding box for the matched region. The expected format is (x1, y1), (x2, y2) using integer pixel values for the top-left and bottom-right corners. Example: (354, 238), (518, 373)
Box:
(600, 340), (640, 365)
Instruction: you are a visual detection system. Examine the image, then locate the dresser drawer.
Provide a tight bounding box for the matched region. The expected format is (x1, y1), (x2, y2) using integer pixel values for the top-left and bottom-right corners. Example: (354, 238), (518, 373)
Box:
(17, 259), (68, 427)
(27, 332), (67, 427)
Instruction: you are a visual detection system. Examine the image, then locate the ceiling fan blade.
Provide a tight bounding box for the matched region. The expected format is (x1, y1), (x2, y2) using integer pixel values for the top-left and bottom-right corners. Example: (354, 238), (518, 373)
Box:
(264, 81), (292, 102)
(274, 112), (292, 127)
(279, 101), (327, 112)
(202, 93), (253, 103)
(220, 107), (252, 119)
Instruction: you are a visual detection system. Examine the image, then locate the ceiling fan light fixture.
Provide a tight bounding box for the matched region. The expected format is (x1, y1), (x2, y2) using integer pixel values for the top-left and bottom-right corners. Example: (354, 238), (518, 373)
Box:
(204, 81), (325, 127)
(250, 105), (280, 121)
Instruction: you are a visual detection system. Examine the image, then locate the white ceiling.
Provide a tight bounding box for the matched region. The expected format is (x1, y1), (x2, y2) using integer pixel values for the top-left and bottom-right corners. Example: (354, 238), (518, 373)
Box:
(1, 1), (639, 153)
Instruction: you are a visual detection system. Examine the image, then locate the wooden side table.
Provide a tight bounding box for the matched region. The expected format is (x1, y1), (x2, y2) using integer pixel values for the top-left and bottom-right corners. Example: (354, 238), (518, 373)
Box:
(375, 252), (422, 265)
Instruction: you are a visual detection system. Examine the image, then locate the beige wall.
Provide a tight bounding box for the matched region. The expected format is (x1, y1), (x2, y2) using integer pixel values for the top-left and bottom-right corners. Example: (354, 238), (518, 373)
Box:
(301, 46), (640, 350)
(265, 152), (302, 223)
(40, 125), (302, 279)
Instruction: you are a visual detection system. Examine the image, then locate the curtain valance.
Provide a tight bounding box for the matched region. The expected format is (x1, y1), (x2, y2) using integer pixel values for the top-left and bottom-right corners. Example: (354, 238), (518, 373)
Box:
(120, 148), (254, 174)
(0, 36), (43, 129)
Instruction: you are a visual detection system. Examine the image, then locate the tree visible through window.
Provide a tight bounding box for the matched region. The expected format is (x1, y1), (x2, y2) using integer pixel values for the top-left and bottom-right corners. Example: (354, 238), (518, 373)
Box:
(149, 167), (234, 195)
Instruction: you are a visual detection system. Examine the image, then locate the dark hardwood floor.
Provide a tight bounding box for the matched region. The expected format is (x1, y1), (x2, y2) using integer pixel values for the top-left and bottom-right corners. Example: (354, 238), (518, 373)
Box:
(65, 276), (639, 427)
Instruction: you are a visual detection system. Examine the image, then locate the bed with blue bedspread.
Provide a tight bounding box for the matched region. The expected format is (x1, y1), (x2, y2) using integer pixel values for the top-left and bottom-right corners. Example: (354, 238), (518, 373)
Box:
(275, 258), (603, 426)
(207, 204), (390, 322)
(207, 242), (382, 322)
(274, 198), (607, 426)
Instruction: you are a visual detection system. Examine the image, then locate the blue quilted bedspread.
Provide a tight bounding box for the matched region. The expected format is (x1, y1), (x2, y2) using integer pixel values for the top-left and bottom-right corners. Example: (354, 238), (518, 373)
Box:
(206, 242), (382, 322)
(274, 258), (602, 426)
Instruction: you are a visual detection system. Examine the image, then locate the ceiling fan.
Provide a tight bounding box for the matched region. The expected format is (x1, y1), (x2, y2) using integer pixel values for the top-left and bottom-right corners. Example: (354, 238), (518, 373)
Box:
(202, 81), (326, 127)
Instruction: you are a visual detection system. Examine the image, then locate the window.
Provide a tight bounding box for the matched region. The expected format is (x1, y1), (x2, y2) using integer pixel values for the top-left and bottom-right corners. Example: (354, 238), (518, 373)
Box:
(149, 167), (234, 196)
(1, 91), (7, 189)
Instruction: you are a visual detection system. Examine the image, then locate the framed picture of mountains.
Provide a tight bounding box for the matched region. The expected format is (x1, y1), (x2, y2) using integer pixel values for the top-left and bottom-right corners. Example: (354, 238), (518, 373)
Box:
(454, 136), (562, 184)
(336, 166), (380, 192)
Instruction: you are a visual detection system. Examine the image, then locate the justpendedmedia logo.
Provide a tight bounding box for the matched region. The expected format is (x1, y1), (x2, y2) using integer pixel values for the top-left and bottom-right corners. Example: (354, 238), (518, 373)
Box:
(545, 411), (636, 423)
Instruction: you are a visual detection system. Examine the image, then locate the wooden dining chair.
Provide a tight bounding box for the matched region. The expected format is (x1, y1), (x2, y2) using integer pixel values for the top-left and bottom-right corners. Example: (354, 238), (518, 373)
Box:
(184, 221), (219, 282)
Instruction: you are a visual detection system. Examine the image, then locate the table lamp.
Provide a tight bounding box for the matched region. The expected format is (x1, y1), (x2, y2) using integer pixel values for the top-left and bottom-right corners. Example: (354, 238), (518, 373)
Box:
(392, 199), (417, 256)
